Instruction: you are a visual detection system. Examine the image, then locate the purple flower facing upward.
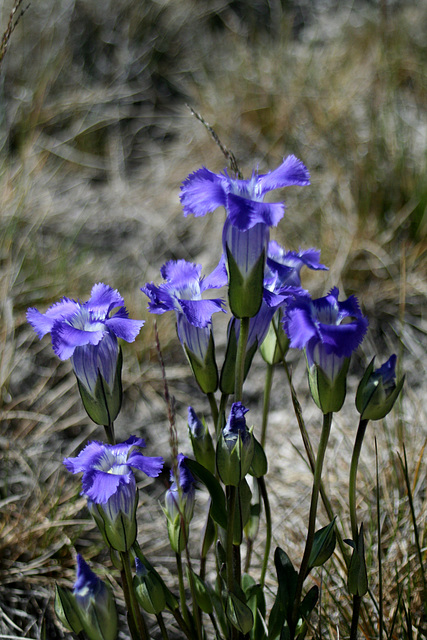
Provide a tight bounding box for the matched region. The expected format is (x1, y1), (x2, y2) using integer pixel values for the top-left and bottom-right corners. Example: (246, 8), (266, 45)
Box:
(64, 437), (163, 551)
(284, 287), (368, 382)
(64, 436), (163, 511)
(142, 259), (227, 393)
(180, 157), (310, 318)
(27, 283), (144, 395)
(180, 156), (310, 231)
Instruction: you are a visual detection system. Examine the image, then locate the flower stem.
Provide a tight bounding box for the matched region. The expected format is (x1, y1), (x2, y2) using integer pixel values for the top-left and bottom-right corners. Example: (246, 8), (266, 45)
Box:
(260, 363), (274, 447)
(258, 476), (271, 588)
(235, 317), (249, 401)
(349, 418), (369, 541)
(291, 411), (333, 632)
(120, 550), (149, 640)
(175, 552), (190, 628)
(156, 612), (170, 640)
(350, 594), (362, 640)
(207, 391), (219, 434)
(104, 421), (115, 445)
(226, 485), (237, 593)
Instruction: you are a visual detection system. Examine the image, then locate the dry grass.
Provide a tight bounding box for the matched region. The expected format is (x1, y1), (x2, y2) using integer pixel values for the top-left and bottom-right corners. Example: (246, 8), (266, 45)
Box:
(0, 1), (426, 638)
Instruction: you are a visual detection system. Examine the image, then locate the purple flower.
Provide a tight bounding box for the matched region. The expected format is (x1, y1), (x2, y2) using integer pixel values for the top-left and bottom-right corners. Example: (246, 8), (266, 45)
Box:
(64, 437), (163, 551)
(222, 402), (251, 449)
(27, 283), (144, 395)
(180, 156), (310, 231)
(267, 241), (327, 289)
(180, 157), (310, 318)
(284, 287), (368, 382)
(142, 259), (227, 392)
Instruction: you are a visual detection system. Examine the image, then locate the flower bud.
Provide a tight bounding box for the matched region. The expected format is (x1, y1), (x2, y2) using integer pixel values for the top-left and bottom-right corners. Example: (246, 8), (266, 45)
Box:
(134, 559), (166, 614)
(55, 555), (118, 640)
(356, 355), (404, 421)
(187, 407), (215, 475)
(164, 454), (196, 552)
(216, 402), (254, 486)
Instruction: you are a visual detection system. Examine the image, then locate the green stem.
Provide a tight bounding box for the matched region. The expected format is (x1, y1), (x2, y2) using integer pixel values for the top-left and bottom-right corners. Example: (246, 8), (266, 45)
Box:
(226, 485), (237, 593)
(156, 612), (170, 640)
(175, 552), (190, 628)
(349, 419), (369, 541)
(104, 421), (115, 445)
(292, 411), (333, 632)
(260, 363), (274, 448)
(168, 607), (193, 640)
(350, 594), (362, 640)
(120, 550), (149, 640)
(235, 317), (249, 401)
(258, 476), (271, 588)
(207, 391), (219, 434)
(283, 359), (350, 567)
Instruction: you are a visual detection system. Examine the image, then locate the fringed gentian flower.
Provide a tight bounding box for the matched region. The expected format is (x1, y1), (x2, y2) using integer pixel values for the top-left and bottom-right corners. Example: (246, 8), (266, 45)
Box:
(142, 259), (227, 393)
(55, 554), (118, 640)
(164, 453), (196, 552)
(64, 436), (163, 552)
(180, 156), (310, 318)
(284, 287), (368, 413)
(27, 283), (144, 426)
(217, 402), (254, 486)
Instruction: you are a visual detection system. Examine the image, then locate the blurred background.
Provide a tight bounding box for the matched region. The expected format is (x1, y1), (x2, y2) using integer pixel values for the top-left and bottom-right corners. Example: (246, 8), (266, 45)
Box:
(1, 0), (426, 638)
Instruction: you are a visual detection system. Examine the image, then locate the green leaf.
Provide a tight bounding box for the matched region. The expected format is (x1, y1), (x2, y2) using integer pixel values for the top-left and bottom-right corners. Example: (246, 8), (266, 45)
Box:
(226, 592), (254, 635)
(308, 519), (336, 571)
(185, 458), (227, 529)
(268, 548), (298, 639)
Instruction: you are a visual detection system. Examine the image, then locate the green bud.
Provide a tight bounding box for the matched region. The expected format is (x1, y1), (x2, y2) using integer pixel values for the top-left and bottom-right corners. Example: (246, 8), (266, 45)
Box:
(216, 427), (254, 487)
(55, 584), (83, 634)
(134, 561), (166, 614)
(188, 408), (215, 475)
(356, 355), (404, 421)
(260, 312), (289, 365)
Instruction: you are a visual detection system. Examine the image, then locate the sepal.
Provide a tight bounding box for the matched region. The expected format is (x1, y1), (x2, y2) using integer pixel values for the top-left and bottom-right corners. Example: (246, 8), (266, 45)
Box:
(76, 347), (123, 425)
(183, 329), (218, 394)
(226, 244), (265, 319)
(307, 356), (349, 414)
(216, 427), (254, 487)
(54, 584), (83, 634)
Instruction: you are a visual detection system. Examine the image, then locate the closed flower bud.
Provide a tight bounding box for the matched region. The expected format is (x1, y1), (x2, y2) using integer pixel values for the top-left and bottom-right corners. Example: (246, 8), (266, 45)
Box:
(356, 355), (404, 421)
(164, 454), (196, 553)
(56, 555), (118, 640)
(216, 402), (254, 486)
(134, 559), (166, 614)
(187, 407), (215, 474)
